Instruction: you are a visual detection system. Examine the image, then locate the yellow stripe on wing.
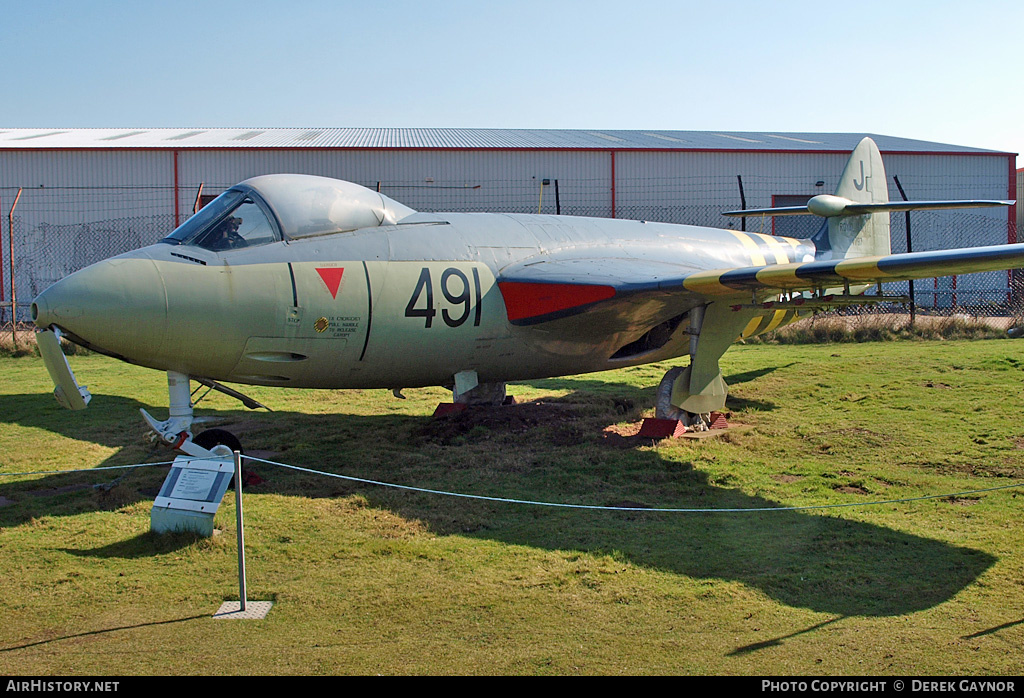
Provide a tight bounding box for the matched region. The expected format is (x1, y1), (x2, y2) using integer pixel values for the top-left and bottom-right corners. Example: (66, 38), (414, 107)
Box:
(754, 263), (806, 289)
(682, 270), (742, 295)
(833, 256), (891, 281)
(762, 309), (790, 333)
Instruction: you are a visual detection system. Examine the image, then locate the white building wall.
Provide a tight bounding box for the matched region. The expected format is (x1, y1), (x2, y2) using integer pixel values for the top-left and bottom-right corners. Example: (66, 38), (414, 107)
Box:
(0, 145), (1015, 318)
(175, 149), (614, 217)
(0, 150), (176, 306)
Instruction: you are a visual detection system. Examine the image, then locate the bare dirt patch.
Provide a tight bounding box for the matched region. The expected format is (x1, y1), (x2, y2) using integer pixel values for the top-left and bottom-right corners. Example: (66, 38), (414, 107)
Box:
(600, 422), (646, 449)
(944, 496), (981, 506)
(414, 400), (590, 446)
(834, 485), (869, 495)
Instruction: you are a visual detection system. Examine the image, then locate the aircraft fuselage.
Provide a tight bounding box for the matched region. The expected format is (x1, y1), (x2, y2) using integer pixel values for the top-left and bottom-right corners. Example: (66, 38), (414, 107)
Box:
(32, 211), (809, 391)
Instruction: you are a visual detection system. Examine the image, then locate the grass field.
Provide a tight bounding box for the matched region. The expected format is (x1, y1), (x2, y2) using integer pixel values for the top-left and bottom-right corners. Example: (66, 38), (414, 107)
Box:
(1, 339), (1022, 675)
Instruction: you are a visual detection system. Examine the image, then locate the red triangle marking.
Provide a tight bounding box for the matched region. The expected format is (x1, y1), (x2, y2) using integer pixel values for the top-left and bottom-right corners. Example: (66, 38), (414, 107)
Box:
(316, 267), (345, 299)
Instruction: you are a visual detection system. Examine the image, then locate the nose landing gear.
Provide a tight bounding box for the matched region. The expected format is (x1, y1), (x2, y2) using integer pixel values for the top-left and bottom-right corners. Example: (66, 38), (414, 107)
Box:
(141, 371), (250, 459)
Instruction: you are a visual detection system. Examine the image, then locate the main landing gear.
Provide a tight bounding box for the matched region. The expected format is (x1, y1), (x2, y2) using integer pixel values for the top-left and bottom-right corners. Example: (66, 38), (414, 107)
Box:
(652, 302), (759, 432)
(452, 369), (509, 406)
(655, 366), (714, 431)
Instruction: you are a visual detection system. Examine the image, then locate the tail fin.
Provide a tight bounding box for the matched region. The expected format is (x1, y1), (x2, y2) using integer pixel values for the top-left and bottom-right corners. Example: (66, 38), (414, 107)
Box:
(819, 137), (891, 259)
(722, 136), (1012, 261)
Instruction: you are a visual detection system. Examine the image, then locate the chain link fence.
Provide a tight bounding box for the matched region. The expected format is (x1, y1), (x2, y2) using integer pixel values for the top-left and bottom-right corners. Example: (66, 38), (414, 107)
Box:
(1, 176), (1019, 327)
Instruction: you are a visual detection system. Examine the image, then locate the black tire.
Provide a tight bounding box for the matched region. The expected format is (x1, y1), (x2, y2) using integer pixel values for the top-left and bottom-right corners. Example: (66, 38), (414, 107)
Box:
(193, 428), (245, 489)
(655, 366), (686, 420)
(193, 428), (243, 455)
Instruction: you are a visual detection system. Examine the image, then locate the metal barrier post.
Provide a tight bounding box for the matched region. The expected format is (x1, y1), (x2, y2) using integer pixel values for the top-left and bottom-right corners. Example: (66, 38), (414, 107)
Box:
(212, 452), (270, 619)
(234, 450), (247, 612)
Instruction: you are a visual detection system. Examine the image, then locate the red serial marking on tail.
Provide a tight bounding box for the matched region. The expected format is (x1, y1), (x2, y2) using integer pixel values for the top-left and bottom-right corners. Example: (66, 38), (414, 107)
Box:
(316, 267), (345, 299)
(497, 281), (616, 322)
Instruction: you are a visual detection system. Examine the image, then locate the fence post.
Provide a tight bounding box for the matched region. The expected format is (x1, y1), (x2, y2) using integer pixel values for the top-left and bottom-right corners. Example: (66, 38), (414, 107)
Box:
(8, 188), (22, 343)
(893, 176), (915, 328)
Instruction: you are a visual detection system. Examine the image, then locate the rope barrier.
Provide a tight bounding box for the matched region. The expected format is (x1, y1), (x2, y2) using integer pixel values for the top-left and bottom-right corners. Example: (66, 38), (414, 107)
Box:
(1, 452), (1021, 515)
(0, 460), (179, 477)
(241, 454), (1024, 514)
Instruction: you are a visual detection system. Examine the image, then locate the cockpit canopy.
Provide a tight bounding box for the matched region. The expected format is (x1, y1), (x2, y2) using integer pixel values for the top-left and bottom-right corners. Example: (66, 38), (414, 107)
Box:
(161, 174), (417, 251)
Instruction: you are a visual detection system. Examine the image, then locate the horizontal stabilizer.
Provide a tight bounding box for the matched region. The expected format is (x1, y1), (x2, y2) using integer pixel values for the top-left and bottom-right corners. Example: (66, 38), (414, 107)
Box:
(724, 196), (1014, 218)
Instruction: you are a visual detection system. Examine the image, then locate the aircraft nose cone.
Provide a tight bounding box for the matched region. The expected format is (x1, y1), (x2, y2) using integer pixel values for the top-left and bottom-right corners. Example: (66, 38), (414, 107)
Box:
(31, 293), (52, 328)
(31, 257), (167, 357)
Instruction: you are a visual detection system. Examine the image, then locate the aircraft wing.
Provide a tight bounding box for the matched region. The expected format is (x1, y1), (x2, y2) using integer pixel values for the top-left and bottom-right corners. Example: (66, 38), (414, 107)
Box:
(497, 257), (704, 326)
(679, 242), (1024, 296)
(498, 242), (1024, 325)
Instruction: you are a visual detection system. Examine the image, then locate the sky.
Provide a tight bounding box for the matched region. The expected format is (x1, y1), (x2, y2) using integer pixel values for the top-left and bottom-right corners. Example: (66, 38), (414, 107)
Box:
(3, 0), (1023, 160)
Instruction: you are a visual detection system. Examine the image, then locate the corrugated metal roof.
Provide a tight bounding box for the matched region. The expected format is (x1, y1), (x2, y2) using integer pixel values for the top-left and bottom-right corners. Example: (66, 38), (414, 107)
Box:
(0, 128), (1007, 153)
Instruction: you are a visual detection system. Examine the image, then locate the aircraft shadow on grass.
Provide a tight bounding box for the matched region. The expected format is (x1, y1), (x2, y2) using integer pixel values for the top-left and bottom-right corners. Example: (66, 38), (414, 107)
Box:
(0, 387), (995, 619)
(521, 364), (786, 414)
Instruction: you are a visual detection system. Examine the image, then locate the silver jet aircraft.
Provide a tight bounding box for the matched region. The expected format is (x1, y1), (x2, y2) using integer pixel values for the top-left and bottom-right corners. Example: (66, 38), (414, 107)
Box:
(31, 138), (1023, 457)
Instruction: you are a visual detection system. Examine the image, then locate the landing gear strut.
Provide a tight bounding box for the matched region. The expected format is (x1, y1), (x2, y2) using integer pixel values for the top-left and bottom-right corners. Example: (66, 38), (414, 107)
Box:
(141, 371), (246, 458)
(653, 301), (758, 432)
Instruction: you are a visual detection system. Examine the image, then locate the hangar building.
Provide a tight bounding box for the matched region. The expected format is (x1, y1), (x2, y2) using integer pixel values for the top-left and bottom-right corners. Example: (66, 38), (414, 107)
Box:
(0, 128), (1016, 322)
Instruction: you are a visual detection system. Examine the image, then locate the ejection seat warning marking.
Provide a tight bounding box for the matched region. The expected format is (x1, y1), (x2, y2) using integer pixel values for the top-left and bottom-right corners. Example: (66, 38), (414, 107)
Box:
(315, 315), (361, 339)
(316, 267), (345, 299)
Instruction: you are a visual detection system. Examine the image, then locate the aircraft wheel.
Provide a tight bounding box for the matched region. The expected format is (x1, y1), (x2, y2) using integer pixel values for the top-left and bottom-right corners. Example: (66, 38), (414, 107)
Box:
(454, 381), (507, 405)
(655, 367), (708, 428)
(655, 367), (687, 421)
(193, 428), (243, 457)
(193, 428), (246, 489)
